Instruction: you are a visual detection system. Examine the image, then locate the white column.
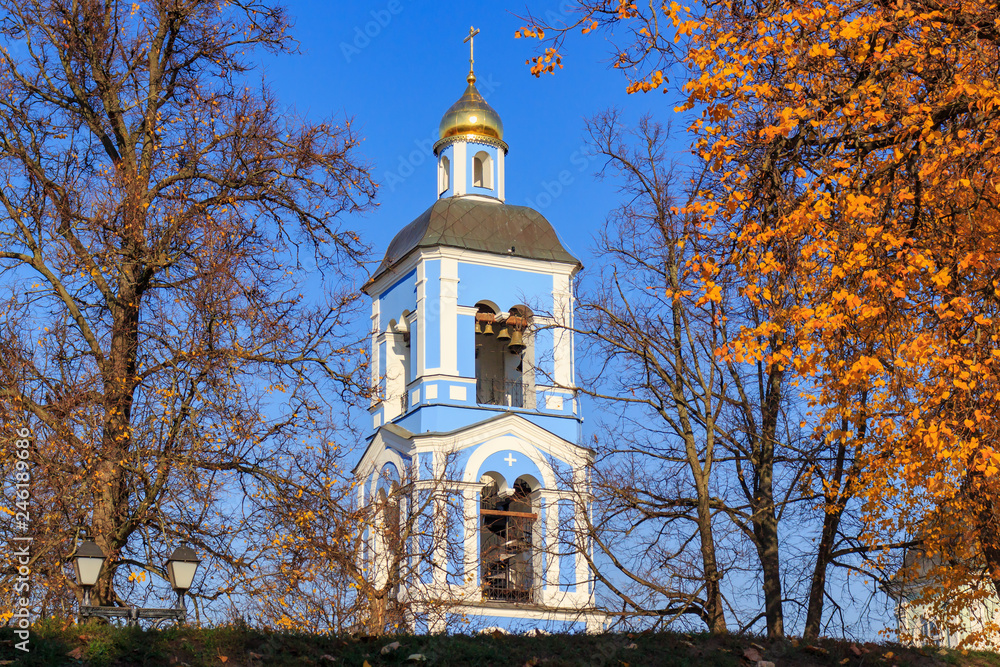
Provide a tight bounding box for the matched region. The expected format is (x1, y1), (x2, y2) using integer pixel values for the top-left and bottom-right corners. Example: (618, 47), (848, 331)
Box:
(544, 495), (559, 600)
(453, 142), (468, 196)
(497, 149), (506, 201)
(432, 452), (447, 590)
(370, 300), (381, 400)
(463, 488), (479, 597)
(553, 273), (574, 390)
(573, 469), (589, 594)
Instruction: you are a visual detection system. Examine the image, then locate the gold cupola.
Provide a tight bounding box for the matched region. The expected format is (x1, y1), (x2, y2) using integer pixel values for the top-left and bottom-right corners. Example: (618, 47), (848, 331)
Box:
(433, 27), (508, 202)
(437, 72), (505, 144)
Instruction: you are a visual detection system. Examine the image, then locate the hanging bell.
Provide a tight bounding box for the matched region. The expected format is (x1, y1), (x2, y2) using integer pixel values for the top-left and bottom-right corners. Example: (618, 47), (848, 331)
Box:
(475, 319), (484, 335)
(495, 322), (511, 341)
(508, 329), (526, 354)
(482, 320), (494, 336)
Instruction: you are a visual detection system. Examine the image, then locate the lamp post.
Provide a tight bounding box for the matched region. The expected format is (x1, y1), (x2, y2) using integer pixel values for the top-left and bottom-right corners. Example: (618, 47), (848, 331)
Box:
(166, 542), (201, 612)
(72, 530), (106, 606)
(74, 531), (201, 627)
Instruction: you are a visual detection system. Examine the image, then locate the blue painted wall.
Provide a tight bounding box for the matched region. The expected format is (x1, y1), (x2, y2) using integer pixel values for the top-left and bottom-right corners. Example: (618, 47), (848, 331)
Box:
(456, 263), (554, 312)
(558, 500), (576, 592)
(457, 312), (475, 378)
(409, 320), (419, 381)
(424, 259), (441, 369)
(378, 269), (417, 330)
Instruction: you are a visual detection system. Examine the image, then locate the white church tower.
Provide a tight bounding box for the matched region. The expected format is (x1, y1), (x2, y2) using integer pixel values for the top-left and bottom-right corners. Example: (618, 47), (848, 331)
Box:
(354, 28), (600, 633)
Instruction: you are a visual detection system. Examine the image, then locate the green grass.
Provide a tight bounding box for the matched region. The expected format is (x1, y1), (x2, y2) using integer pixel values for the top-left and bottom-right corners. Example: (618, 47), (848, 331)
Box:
(3, 621), (1000, 666)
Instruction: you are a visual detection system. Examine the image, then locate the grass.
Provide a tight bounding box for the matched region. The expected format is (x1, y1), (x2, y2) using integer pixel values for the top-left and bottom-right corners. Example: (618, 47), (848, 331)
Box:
(3, 620), (1000, 666)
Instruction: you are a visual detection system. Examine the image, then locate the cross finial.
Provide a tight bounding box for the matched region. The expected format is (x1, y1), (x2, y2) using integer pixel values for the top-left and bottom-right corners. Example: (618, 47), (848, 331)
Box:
(463, 26), (480, 83)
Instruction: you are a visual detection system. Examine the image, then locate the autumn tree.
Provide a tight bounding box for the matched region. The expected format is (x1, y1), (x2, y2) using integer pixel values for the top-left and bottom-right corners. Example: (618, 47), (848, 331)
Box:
(521, 0), (1000, 644)
(0, 0), (375, 618)
(244, 456), (467, 634)
(560, 110), (814, 637)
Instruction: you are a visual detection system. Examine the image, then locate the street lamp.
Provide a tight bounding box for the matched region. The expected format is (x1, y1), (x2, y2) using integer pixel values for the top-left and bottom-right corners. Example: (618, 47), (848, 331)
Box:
(165, 542), (201, 610)
(73, 532), (202, 627)
(73, 530), (106, 606)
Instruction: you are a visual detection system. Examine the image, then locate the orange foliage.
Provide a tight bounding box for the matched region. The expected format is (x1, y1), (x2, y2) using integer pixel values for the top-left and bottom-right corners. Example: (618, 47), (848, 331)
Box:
(523, 0), (1000, 645)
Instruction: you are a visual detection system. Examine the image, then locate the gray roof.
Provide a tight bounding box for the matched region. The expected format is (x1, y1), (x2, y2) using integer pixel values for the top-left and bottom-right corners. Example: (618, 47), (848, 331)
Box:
(369, 198), (581, 284)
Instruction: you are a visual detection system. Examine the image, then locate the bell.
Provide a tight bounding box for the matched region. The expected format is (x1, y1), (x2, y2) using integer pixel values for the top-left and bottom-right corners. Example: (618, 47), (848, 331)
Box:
(475, 319), (484, 335)
(496, 323), (511, 341)
(482, 320), (494, 335)
(508, 329), (526, 354)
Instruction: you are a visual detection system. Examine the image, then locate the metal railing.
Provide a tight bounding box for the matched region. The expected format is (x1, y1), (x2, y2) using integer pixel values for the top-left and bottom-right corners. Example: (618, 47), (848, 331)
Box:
(476, 379), (529, 408)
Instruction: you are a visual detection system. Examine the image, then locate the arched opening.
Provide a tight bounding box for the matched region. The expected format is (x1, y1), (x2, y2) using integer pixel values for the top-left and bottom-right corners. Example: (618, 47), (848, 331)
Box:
(480, 474), (536, 603)
(473, 151), (492, 189)
(439, 155), (451, 194)
(387, 312), (411, 415)
(475, 303), (534, 408)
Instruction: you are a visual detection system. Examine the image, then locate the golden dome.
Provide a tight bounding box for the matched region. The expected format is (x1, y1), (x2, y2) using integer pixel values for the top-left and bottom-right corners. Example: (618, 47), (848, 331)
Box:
(439, 73), (504, 142)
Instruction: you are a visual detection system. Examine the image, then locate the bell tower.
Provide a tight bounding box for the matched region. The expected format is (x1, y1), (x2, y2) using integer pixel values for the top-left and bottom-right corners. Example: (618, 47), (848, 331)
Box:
(354, 28), (600, 634)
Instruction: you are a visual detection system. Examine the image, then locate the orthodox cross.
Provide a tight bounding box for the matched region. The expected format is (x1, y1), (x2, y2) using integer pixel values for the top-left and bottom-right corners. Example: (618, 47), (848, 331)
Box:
(464, 26), (480, 76)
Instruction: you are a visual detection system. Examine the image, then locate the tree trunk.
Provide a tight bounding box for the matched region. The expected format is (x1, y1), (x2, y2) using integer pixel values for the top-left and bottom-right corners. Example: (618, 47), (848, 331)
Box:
(803, 502), (841, 639)
(694, 472), (728, 633)
(753, 356), (784, 638)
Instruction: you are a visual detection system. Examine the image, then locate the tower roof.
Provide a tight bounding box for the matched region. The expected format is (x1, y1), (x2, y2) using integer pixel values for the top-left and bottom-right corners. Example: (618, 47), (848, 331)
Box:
(438, 73), (504, 144)
(368, 198), (581, 285)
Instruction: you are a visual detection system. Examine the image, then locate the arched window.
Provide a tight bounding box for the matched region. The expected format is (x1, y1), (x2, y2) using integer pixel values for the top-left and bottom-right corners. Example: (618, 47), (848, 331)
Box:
(439, 155), (451, 194)
(473, 151), (492, 188)
(480, 475), (536, 603)
(475, 303), (534, 408)
(387, 313), (411, 415)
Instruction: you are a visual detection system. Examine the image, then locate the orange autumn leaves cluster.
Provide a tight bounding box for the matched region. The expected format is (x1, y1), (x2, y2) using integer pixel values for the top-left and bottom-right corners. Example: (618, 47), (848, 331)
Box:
(521, 0), (1000, 644)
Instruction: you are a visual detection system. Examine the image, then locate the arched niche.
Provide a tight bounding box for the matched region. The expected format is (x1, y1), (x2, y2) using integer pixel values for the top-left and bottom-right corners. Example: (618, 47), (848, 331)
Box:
(473, 150), (493, 189)
(439, 155), (451, 194)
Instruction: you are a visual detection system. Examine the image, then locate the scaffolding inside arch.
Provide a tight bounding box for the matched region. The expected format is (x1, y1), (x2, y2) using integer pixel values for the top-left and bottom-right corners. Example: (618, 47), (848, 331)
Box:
(480, 479), (536, 603)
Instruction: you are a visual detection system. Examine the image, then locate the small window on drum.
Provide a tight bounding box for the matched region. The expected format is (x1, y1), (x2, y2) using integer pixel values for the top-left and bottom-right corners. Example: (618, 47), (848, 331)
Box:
(439, 155), (451, 194)
(473, 151), (492, 189)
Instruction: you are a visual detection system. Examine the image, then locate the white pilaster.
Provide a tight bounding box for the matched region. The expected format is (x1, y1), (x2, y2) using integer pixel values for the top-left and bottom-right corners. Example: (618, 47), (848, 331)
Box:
(371, 300), (381, 400)
(432, 451), (448, 589)
(497, 149), (505, 202)
(544, 495), (559, 597)
(463, 489), (479, 593)
(573, 468), (589, 593)
(553, 273), (574, 389)
(453, 141), (468, 196)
